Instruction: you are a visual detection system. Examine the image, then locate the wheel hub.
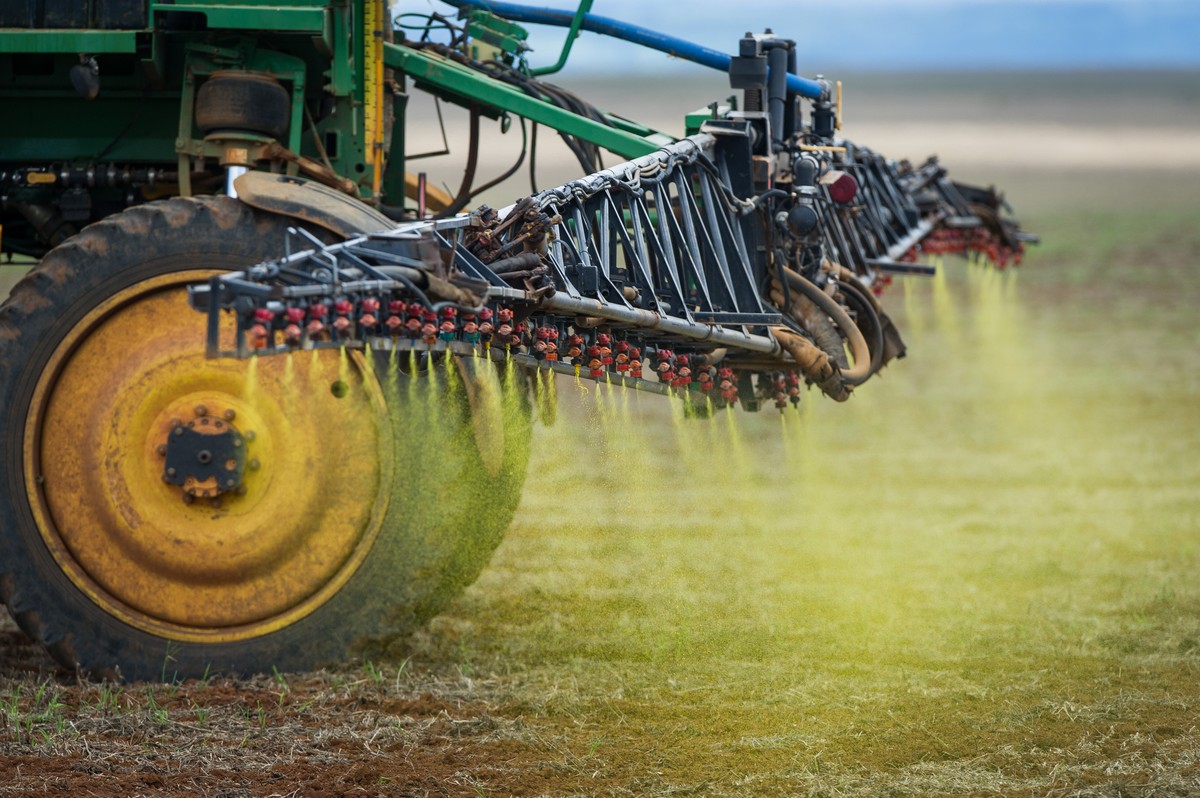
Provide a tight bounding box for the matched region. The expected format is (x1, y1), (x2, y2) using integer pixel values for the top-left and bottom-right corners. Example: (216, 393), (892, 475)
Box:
(24, 270), (392, 638)
(160, 406), (257, 503)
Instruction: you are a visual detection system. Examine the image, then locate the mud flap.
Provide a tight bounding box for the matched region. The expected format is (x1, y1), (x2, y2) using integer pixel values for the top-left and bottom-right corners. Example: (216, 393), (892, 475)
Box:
(232, 172), (394, 239)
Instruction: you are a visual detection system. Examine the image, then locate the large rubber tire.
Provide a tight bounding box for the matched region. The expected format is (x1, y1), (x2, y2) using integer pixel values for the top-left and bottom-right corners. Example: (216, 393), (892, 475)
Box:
(0, 196), (530, 680)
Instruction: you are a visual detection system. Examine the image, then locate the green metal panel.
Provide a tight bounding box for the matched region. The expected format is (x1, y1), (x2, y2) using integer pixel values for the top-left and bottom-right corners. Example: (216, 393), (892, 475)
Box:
(606, 113), (675, 141)
(146, 3), (326, 32)
(325, 3), (353, 96)
(463, 10), (529, 65)
(384, 43), (670, 161)
(0, 30), (141, 53)
(0, 97), (179, 161)
(381, 90), (408, 207)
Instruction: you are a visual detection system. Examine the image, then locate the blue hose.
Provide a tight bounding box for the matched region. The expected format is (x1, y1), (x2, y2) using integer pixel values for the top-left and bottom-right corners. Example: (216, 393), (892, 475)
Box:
(440, 0), (828, 100)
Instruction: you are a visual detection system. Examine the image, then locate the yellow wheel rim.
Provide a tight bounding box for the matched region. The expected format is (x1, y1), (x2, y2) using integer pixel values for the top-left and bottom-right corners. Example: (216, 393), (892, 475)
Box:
(24, 271), (392, 643)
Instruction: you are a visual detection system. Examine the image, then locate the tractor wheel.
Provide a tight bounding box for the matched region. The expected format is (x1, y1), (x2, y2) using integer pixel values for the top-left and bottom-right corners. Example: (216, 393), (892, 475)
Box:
(0, 196), (530, 680)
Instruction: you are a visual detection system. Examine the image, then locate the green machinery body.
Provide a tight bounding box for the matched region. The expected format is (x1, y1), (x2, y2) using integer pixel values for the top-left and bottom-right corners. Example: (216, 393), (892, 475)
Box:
(2, 0), (394, 256)
(0, 0), (670, 258)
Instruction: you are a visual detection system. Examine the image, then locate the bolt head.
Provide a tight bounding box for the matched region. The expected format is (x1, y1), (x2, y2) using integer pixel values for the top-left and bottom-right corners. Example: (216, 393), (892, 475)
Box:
(195, 405), (208, 417)
(224, 409), (236, 421)
(248, 458), (261, 471)
(156, 444), (167, 456)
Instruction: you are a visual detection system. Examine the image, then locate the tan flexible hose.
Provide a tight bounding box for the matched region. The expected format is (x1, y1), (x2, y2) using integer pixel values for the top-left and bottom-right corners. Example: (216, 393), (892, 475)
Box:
(821, 258), (907, 367)
(779, 266), (873, 385)
(768, 287), (846, 369)
(770, 326), (851, 402)
(823, 259), (885, 316)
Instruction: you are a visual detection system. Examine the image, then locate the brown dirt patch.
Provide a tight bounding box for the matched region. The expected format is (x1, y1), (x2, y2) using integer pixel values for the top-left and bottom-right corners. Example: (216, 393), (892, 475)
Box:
(0, 615), (566, 797)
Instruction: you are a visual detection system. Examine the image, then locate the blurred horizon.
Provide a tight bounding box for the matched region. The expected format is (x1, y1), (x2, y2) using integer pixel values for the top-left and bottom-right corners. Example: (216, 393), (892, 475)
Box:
(423, 0), (1200, 74)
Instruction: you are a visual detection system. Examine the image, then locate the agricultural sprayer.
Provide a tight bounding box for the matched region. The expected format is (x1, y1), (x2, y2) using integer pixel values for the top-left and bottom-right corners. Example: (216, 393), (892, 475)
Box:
(0, 0), (1033, 680)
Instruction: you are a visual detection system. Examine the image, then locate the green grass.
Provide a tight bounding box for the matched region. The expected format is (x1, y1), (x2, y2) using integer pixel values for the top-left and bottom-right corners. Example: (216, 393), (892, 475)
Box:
(0, 262), (31, 301)
(2, 172), (1197, 795)
(393, 170), (1200, 795)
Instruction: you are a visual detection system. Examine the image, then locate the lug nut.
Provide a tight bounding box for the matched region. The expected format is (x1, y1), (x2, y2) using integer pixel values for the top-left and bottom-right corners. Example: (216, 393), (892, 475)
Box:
(248, 458), (260, 471)
(224, 409), (236, 421)
(182, 494), (194, 505)
(235, 485), (248, 497)
(245, 430), (256, 442)
(195, 405), (208, 417)
(156, 444), (167, 456)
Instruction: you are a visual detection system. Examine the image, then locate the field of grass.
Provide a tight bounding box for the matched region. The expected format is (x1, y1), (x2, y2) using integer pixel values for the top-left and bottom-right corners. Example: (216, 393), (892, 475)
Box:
(2, 80), (1199, 794)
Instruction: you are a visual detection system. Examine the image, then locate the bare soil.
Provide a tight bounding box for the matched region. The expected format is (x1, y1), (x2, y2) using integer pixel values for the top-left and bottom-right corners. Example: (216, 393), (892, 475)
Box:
(0, 616), (545, 797)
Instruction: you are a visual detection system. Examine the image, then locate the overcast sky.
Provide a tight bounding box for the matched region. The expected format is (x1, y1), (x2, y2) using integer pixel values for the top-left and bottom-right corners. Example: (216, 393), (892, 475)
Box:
(427, 0), (1200, 72)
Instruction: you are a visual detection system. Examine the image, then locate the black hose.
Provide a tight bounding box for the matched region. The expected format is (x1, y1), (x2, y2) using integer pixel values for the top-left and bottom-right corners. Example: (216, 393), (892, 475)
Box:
(436, 105), (482, 218)
(529, 122), (540, 193)
(836, 279), (884, 376)
(779, 266), (873, 385)
(416, 40), (613, 175)
(488, 252), (542, 274)
(459, 116), (529, 207)
(751, 188), (790, 209)
(378, 204), (411, 222)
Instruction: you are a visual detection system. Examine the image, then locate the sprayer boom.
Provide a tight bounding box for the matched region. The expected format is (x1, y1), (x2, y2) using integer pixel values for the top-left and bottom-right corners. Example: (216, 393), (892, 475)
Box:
(192, 120), (1030, 411)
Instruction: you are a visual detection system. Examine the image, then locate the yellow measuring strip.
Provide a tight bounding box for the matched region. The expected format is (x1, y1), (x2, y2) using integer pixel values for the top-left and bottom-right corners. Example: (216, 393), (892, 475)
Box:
(363, 0), (386, 197)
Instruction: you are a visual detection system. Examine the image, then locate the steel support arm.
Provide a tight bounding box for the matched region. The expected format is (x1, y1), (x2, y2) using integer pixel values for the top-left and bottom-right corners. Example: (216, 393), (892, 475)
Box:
(383, 42), (670, 160)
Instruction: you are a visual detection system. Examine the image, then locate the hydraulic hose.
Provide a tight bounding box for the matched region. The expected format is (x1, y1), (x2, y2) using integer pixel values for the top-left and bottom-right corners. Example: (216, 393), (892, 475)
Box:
(440, 0), (826, 100)
(768, 286), (847, 369)
(835, 279), (884, 376)
(438, 105), (482, 218)
(771, 326), (850, 403)
(779, 266), (873, 386)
